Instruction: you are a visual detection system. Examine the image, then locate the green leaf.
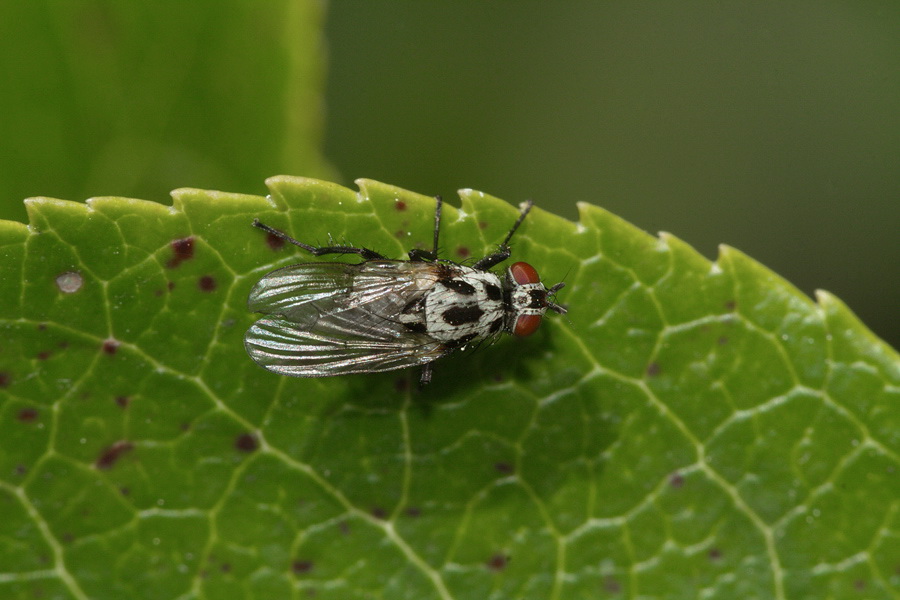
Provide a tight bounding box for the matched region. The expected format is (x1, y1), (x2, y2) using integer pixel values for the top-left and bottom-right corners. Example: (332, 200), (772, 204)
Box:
(0, 177), (897, 600)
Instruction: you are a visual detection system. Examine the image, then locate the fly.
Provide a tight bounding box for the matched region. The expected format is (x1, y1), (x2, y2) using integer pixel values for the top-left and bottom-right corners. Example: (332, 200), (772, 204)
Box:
(244, 196), (566, 385)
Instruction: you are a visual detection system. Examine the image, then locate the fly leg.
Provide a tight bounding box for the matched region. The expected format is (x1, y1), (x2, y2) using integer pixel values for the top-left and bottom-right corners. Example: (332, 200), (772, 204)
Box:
(419, 363), (433, 386)
(252, 219), (387, 260)
(408, 195), (443, 262)
(472, 199), (534, 271)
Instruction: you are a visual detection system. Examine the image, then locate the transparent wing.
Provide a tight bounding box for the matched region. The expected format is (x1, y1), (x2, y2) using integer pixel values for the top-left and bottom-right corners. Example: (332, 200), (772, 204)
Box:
(244, 307), (447, 377)
(245, 260), (448, 376)
(247, 261), (436, 318)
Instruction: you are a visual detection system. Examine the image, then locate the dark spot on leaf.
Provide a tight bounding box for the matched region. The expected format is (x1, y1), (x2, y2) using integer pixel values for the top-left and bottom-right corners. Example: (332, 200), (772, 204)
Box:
(492, 371), (504, 383)
(603, 575), (622, 593)
(395, 229), (406, 239)
(154, 288), (164, 297)
(478, 221), (488, 230)
(486, 553), (509, 571)
(95, 441), (133, 470)
(62, 533), (75, 544)
(395, 200), (407, 211)
(15, 465), (27, 476)
(456, 245), (470, 258)
(292, 560), (313, 575)
(56, 271), (84, 293)
(370, 507), (387, 520)
(119, 487), (130, 496)
(404, 506), (421, 518)
(167, 237), (195, 268)
(234, 433), (258, 452)
(708, 548), (722, 561)
(494, 462), (514, 475)
(0, 372), (10, 388)
(646, 362), (660, 377)
(168, 281), (176, 291)
(37, 323), (47, 330)
(18, 408), (38, 423)
(266, 231), (285, 250)
(339, 521), (351, 536)
(180, 422), (191, 432)
(198, 275), (217, 292)
(854, 579), (866, 590)
(669, 472), (685, 489)
(36, 350), (52, 361)
(724, 299), (736, 311)
(102, 339), (120, 355)
(115, 395), (130, 408)
(57, 341), (68, 349)
(220, 562), (231, 573)
(79, 391), (91, 401)
(718, 336), (729, 345)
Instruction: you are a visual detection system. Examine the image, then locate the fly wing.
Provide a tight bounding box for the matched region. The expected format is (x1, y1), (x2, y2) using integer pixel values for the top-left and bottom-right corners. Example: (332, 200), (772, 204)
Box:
(244, 307), (447, 377)
(247, 261), (436, 318)
(245, 261), (446, 376)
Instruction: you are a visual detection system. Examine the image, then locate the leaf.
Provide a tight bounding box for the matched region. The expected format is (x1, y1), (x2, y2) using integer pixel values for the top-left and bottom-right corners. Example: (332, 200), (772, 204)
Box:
(0, 177), (897, 600)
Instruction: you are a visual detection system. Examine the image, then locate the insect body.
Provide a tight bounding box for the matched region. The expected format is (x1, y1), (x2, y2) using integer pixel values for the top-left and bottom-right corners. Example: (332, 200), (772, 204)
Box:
(244, 196), (566, 384)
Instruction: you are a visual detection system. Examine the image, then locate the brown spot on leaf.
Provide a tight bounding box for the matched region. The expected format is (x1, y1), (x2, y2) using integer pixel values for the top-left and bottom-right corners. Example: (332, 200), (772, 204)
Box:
(494, 462), (514, 475)
(394, 200), (407, 211)
(167, 237), (195, 268)
(36, 350), (52, 361)
(708, 548), (722, 561)
(718, 336), (729, 345)
(15, 465), (27, 476)
(603, 575), (622, 593)
(0, 372), (10, 388)
(669, 472), (685, 489)
(370, 507), (387, 520)
(724, 300), (736, 311)
(115, 395), (130, 408)
(220, 562), (231, 573)
(120, 487), (130, 496)
(234, 433), (258, 452)
(404, 506), (421, 518)
(102, 339), (120, 355)
(198, 275), (217, 292)
(478, 221), (488, 230)
(266, 231), (285, 250)
(646, 362), (660, 377)
(456, 245), (470, 258)
(168, 281), (176, 291)
(292, 560), (313, 575)
(18, 408), (38, 423)
(95, 441), (134, 470)
(486, 553), (509, 571)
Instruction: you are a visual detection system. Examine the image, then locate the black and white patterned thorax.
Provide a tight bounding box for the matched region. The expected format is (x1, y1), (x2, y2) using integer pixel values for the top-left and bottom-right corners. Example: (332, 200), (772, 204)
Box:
(398, 265), (506, 345)
(245, 194), (566, 385)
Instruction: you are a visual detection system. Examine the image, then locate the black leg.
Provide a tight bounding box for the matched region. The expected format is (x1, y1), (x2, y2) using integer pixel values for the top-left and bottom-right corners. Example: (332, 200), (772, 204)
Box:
(253, 219), (387, 260)
(408, 195), (443, 262)
(472, 200), (534, 270)
(419, 363), (433, 386)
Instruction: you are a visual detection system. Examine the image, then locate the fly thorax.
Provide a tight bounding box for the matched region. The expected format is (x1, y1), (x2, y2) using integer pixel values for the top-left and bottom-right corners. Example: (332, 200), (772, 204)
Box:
(424, 269), (505, 344)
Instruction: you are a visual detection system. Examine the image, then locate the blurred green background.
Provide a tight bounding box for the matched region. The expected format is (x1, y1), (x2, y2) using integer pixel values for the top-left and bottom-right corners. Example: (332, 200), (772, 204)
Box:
(2, 2), (897, 349)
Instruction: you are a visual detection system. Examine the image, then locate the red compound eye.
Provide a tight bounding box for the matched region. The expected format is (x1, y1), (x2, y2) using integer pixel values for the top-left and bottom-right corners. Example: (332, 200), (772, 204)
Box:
(513, 314), (542, 337)
(509, 262), (540, 285)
